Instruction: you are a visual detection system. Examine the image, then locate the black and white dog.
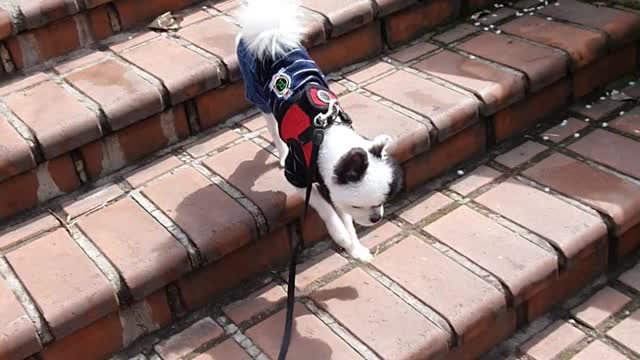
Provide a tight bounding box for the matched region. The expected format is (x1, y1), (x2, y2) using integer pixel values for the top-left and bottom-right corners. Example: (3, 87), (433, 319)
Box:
(235, 0), (403, 262)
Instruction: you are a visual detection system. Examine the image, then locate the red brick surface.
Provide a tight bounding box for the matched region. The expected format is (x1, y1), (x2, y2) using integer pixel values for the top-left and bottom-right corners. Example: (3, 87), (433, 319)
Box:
(449, 165), (502, 195)
(388, 41), (438, 63)
(223, 284), (286, 324)
(384, 0), (459, 47)
(569, 129), (640, 179)
(0, 116), (36, 181)
(0, 277), (41, 360)
(571, 286), (631, 328)
(541, 117), (588, 143)
(77, 198), (190, 299)
(6, 229), (118, 339)
(155, 318), (224, 360)
(300, 0), (374, 37)
(6, 81), (102, 160)
(494, 141), (547, 168)
(607, 309), (640, 354)
(520, 321), (586, 360)
(193, 339), (251, 360)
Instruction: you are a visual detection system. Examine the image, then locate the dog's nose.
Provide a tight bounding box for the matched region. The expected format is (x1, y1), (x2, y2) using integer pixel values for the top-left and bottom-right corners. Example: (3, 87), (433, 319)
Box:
(369, 214), (382, 223)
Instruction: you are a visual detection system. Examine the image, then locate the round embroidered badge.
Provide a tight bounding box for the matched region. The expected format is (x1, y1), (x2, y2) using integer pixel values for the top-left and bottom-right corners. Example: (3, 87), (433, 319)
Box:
(270, 70), (292, 99)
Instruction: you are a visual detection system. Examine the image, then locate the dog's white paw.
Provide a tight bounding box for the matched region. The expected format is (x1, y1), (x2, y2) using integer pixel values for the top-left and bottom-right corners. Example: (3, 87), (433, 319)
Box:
(349, 244), (373, 263)
(279, 157), (286, 168)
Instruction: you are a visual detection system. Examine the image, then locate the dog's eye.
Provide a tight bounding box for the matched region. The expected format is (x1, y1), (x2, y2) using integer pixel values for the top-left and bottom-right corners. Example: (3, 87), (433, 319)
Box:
(352, 206), (362, 209)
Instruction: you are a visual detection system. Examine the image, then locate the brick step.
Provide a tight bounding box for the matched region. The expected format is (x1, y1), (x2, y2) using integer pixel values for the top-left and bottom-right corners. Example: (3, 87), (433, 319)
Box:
(0, 0), (638, 359)
(0, 0), (476, 79)
(110, 91), (640, 360)
(0, 0), (480, 223)
(1, 0), (639, 225)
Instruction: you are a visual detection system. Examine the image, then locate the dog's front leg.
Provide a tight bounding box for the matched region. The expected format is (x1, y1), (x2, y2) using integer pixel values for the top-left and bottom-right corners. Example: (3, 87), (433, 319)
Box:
(264, 113), (288, 167)
(303, 187), (356, 255)
(335, 209), (372, 263)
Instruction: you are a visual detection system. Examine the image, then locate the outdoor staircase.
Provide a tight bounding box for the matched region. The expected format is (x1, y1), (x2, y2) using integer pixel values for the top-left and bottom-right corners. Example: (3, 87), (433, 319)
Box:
(0, 0), (639, 359)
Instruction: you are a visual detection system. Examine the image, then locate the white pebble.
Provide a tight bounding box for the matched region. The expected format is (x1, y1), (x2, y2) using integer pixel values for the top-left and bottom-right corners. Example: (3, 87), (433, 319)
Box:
(546, 17), (553, 20)
(543, 136), (550, 140)
(484, 27), (490, 31)
(537, 5), (544, 9)
(457, 170), (465, 175)
(516, 11), (523, 15)
(602, 122), (609, 128)
(561, 120), (568, 126)
(495, 29), (502, 34)
(635, 130), (639, 134)
(574, 133), (581, 138)
(470, 55), (477, 59)
(475, 22), (481, 26)
(492, 13), (498, 16)
(600, 96), (606, 100)
(585, 104), (592, 109)
(544, 187), (550, 192)
(554, 1), (560, 4)
(629, 81), (636, 86)
(620, 111), (625, 116)
(490, 24), (495, 28)
(585, 118), (590, 123)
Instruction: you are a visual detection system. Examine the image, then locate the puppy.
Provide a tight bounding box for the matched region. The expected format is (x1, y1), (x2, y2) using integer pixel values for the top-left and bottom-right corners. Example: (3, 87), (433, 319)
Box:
(236, 0), (403, 262)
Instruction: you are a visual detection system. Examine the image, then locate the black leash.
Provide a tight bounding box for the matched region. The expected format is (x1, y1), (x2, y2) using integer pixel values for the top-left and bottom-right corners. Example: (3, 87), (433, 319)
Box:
(277, 129), (324, 360)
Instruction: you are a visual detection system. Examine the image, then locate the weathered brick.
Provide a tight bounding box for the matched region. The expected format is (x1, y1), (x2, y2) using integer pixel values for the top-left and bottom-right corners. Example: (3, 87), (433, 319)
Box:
(194, 339), (250, 360)
(310, 21), (382, 73)
(345, 61), (394, 84)
(573, 44), (638, 97)
(458, 32), (568, 92)
(300, 0), (374, 37)
(425, 206), (558, 301)
(6, 81), (102, 160)
(573, 341), (628, 360)
(114, 0), (197, 29)
(366, 69), (479, 141)
(524, 153), (640, 237)
(433, 23), (479, 44)
(610, 106), (640, 136)
(0, 277), (41, 360)
(177, 228), (290, 310)
(606, 309), (640, 354)
(77, 198), (190, 300)
(619, 263), (640, 292)
(569, 99), (626, 121)
(399, 191), (452, 224)
(223, 284), (286, 324)
(375, 236), (514, 350)
(477, 178), (607, 260)
(520, 321), (585, 360)
(404, 122), (486, 189)
(246, 304), (364, 359)
(494, 141), (547, 169)
(19, 0), (79, 29)
(123, 155), (183, 188)
(0, 213), (59, 250)
(6, 228), (118, 339)
(570, 129), (640, 178)
(388, 41), (438, 63)
(185, 128), (241, 158)
(0, 7), (13, 39)
(0, 115), (36, 182)
(449, 165), (502, 195)
(196, 82), (250, 130)
(500, 16), (608, 69)
(204, 141), (301, 229)
(177, 17), (240, 81)
(373, 0), (417, 16)
(571, 286), (631, 328)
(61, 184), (123, 219)
(120, 37), (221, 105)
(493, 80), (571, 142)
(80, 106), (189, 180)
(155, 318), (224, 360)
(414, 50), (526, 115)
(142, 167), (255, 262)
(288, 250), (348, 290)
(384, 0), (460, 47)
(312, 268), (450, 359)
(65, 59), (164, 131)
(541, 117), (588, 143)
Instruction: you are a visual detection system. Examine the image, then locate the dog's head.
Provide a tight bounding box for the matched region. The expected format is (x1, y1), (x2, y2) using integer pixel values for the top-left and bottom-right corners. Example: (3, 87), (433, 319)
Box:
(327, 134), (403, 226)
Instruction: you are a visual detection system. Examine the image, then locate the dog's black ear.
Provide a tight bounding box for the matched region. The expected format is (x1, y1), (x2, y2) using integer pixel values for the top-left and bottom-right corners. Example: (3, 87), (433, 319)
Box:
(334, 148), (369, 184)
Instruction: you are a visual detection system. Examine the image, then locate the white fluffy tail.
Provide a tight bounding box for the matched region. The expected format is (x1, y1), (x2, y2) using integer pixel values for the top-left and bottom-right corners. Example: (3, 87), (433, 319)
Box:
(238, 0), (303, 59)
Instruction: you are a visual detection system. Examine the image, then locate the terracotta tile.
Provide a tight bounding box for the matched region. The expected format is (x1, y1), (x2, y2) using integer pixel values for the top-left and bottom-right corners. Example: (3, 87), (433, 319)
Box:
(414, 50), (526, 115)
(541, 118), (588, 143)
(0, 213), (59, 250)
(524, 153), (640, 235)
(5, 81), (102, 160)
(299, 0), (374, 37)
(6, 229), (118, 338)
(520, 321), (585, 360)
(569, 99), (626, 121)
(399, 191), (452, 224)
(223, 284), (286, 324)
(610, 107), (640, 136)
(458, 32), (568, 92)
(246, 304), (364, 359)
(571, 287), (631, 328)
(77, 198), (190, 299)
(0, 277), (41, 359)
(312, 268), (449, 359)
(185, 129), (241, 158)
(366, 70), (479, 141)
(619, 263), (640, 292)
(61, 184), (124, 219)
(607, 309), (640, 354)
(345, 61), (394, 84)
(193, 339), (251, 360)
(142, 167), (255, 262)
(477, 178), (607, 259)
(449, 165), (502, 195)
(375, 236), (510, 341)
(0, 115), (36, 181)
(124, 155), (183, 188)
(433, 23), (479, 44)
(359, 221), (401, 249)
(495, 141), (547, 168)
(389, 42), (438, 63)
(573, 340), (627, 360)
(65, 59), (164, 131)
(570, 129), (640, 179)
(425, 206), (557, 299)
(289, 250), (348, 290)
(500, 16), (608, 69)
(120, 37), (221, 105)
(155, 318), (224, 360)
(539, 0), (640, 47)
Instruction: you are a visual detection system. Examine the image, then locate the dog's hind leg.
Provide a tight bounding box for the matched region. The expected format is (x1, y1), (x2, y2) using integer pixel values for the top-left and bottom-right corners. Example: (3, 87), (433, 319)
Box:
(264, 113), (288, 167)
